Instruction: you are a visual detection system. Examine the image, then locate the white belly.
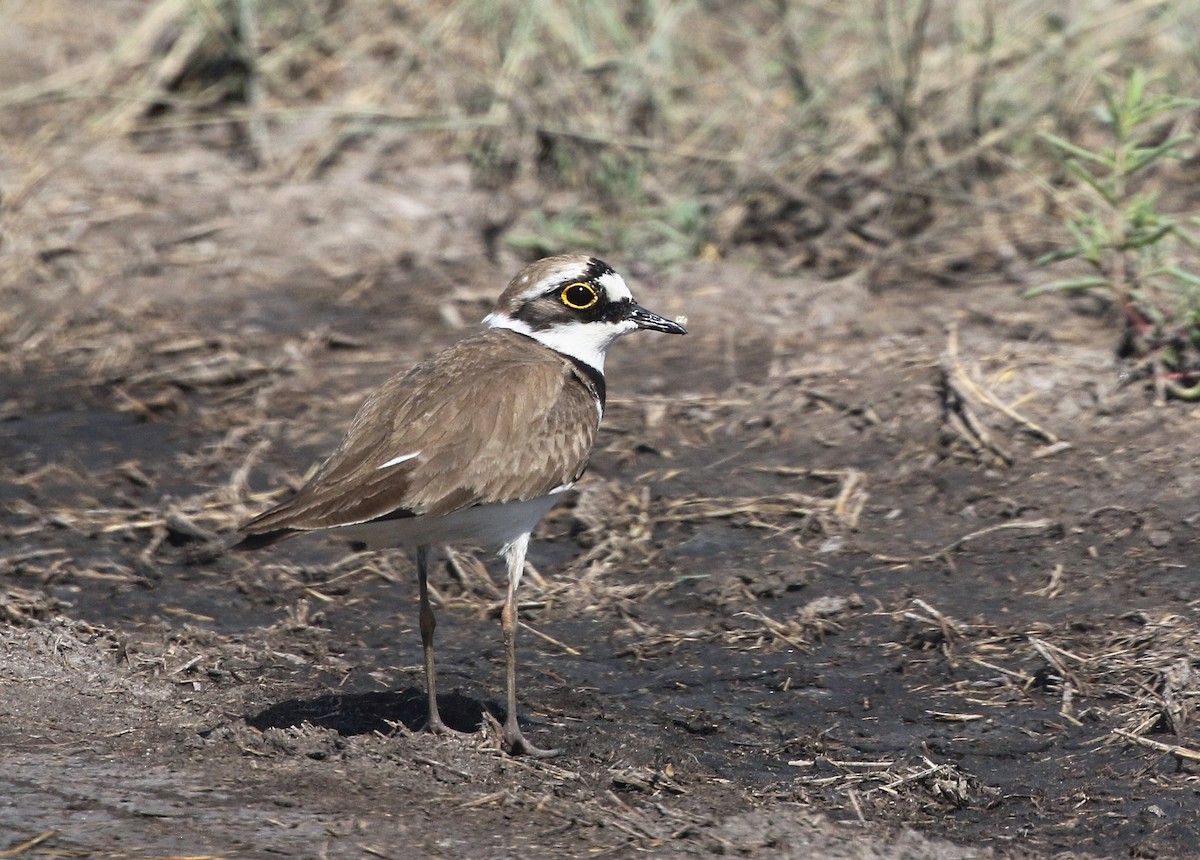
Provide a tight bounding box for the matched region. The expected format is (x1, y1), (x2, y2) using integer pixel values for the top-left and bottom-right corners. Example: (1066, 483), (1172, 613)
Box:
(328, 492), (566, 552)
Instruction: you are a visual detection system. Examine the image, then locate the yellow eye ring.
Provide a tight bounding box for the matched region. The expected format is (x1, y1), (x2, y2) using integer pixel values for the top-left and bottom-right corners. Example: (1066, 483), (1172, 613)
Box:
(560, 282), (599, 310)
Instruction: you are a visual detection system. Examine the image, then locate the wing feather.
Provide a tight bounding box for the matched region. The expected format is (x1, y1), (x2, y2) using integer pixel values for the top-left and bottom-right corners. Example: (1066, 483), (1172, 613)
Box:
(238, 330), (598, 538)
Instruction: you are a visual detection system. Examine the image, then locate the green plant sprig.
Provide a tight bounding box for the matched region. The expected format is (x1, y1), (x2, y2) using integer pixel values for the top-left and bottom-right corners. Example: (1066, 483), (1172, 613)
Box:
(1028, 69), (1200, 401)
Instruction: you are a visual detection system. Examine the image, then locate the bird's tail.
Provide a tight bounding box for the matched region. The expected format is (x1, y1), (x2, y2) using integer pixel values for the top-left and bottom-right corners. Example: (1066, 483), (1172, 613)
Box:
(230, 528), (296, 551)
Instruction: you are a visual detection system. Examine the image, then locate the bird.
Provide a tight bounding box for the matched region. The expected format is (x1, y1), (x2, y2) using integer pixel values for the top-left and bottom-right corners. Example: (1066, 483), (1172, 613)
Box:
(234, 255), (686, 756)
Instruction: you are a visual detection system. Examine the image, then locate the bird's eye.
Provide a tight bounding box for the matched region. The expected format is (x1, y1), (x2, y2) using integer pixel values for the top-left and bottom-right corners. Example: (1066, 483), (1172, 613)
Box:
(560, 282), (599, 310)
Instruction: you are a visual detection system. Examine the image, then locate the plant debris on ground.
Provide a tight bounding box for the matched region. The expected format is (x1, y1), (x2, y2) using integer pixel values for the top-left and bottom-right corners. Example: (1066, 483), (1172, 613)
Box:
(1, 2), (1198, 858)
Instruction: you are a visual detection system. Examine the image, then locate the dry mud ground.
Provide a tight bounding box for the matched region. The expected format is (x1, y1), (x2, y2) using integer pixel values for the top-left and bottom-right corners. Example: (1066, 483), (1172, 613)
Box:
(3, 13), (1200, 860)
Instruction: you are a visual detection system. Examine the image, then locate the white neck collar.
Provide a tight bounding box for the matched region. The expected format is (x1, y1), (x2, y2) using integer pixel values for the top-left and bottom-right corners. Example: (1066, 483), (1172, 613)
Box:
(483, 313), (638, 374)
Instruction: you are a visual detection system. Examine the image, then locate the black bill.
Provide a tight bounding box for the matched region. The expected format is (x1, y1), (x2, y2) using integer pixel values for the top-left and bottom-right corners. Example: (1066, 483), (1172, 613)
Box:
(628, 304), (687, 335)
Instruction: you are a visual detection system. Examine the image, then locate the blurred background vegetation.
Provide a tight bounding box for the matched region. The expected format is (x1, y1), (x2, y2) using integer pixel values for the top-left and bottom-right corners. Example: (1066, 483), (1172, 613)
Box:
(4, 0), (1200, 391)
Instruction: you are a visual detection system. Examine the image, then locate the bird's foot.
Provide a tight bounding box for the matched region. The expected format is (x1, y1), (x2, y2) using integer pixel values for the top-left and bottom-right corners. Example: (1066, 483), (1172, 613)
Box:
(501, 719), (563, 758)
(425, 710), (472, 738)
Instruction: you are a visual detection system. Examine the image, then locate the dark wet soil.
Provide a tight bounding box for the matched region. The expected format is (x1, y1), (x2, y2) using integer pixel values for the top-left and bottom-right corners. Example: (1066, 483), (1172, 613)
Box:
(3, 6), (1200, 859)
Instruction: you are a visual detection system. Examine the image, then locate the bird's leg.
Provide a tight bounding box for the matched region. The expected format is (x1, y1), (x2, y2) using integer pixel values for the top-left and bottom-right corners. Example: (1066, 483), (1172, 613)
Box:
(499, 533), (562, 757)
(416, 545), (453, 735)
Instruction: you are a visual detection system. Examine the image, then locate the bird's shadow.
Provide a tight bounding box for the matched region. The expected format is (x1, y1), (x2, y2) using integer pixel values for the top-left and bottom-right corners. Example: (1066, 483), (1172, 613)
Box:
(246, 688), (502, 736)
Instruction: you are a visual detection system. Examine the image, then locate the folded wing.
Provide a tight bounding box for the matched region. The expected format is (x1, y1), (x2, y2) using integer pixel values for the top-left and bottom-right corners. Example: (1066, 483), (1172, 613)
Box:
(236, 331), (597, 546)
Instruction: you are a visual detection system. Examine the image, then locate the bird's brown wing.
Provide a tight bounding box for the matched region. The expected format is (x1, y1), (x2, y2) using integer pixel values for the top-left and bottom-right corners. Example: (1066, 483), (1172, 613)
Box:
(236, 331), (598, 544)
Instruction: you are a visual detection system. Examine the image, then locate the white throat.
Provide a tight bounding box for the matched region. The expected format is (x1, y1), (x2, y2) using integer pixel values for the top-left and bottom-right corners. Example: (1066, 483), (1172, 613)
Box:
(483, 314), (636, 373)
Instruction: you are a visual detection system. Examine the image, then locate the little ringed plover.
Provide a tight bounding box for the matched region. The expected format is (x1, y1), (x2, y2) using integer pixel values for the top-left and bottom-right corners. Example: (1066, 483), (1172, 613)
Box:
(234, 255), (686, 756)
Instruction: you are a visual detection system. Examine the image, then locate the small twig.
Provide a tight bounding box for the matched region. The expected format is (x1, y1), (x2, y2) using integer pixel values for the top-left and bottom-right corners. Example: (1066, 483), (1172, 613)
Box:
(1028, 636), (1088, 666)
(169, 655), (205, 676)
(1111, 729), (1200, 763)
(1059, 679), (1081, 725)
(519, 621), (581, 656)
(788, 758), (895, 768)
(939, 324), (1067, 463)
(734, 609), (812, 652)
(0, 831), (56, 859)
(969, 657), (1035, 686)
(444, 548), (501, 599)
(908, 598), (967, 637)
(458, 790), (507, 810)
(1028, 635), (1090, 718)
(927, 711), (985, 722)
(939, 326), (1012, 467)
(414, 755), (473, 781)
(875, 518), (1057, 564)
(1027, 563), (1066, 598)
(879, 758), (950, 793)
(847, 787), (867, 823)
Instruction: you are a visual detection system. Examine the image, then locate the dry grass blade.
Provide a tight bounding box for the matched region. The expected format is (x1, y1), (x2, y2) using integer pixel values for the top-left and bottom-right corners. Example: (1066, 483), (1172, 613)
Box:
(927, 711), (985, 722)
(898, 607), (1200, 756)
(790, 751), (993, 811)
(788, 758), (895, 769)
(875, 518), (1057, 564)
(661, 470), (867, 538)
(3, 2), (1200, 854)
(729, 610), (814, 653)
(938, 324), (1069, 467)
(1, 588), (61, 626)
(518, 621), (581, 656)
(904, 598), (969, 640)
(0, 831), (57, 859)
(1027, 563), (1066, 598)
(662, 493), (819, 526)
(939, 370), (1011, 468)
(444, 547), (502, 600)
(610, 766), (687, 795)
(720, 595), (864, 653)
(1111, 728), (1200, 763)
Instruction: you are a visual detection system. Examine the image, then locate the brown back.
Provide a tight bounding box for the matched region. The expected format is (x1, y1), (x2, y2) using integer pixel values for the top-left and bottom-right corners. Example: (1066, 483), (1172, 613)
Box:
(237, 329), (600, 541)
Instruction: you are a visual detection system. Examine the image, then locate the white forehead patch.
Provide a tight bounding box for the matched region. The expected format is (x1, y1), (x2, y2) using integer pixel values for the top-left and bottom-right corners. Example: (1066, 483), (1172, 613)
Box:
(596, 270), (632, 302)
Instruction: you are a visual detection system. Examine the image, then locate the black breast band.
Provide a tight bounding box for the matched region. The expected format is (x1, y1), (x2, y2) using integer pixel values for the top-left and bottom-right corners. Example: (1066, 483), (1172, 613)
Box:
(565, 355), (606, 410)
